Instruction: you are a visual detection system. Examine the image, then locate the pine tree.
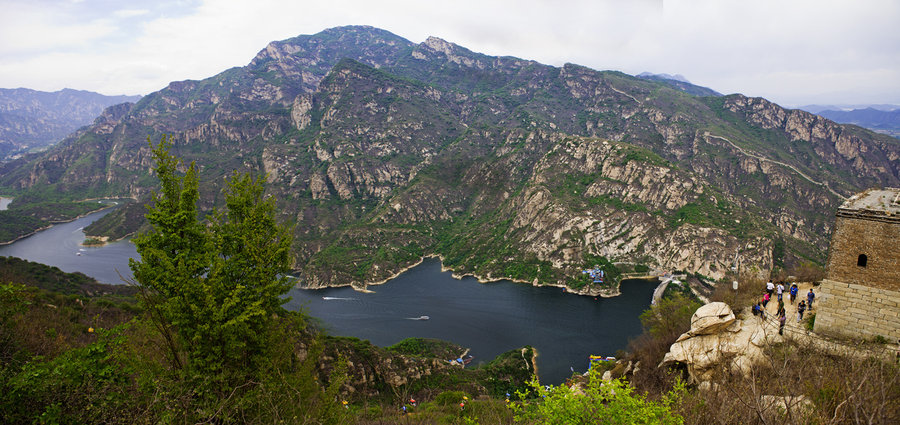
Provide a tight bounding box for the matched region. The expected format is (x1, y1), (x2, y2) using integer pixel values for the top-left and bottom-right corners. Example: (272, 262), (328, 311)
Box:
(130, 135), (293, 381)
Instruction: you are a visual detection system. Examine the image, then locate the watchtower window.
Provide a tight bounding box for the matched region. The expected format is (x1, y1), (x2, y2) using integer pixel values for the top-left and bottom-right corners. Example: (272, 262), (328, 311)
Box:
(857, 254), (868, 267)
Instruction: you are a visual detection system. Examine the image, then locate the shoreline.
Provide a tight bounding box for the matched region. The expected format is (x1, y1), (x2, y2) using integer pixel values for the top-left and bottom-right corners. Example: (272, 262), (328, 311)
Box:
(0, 200), (123, 246)
(297, 254), (635, 299)
(0, 224), (54, 246)
(530, 347), (539, 380)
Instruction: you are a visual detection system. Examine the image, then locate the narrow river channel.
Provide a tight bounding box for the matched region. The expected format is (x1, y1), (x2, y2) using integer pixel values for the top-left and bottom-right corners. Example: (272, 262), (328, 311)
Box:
(0, 208), (656, 383)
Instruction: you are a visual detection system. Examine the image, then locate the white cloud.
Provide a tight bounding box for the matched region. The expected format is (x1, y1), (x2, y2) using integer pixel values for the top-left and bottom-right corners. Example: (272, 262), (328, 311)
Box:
(0, 2), (118, 56)
(0, 0), (896, 105)
(113, 9), (151, 19)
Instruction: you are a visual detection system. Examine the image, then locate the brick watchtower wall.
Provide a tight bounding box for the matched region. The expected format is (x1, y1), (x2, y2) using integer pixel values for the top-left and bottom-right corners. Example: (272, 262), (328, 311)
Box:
(824, 214), (900, 290)
(814, 209), (900, 340)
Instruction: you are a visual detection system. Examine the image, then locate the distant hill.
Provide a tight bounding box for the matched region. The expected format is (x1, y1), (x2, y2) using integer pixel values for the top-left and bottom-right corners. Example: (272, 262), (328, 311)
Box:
(814, 107), (900, 138)
(797, 104), (899, 114)
(637, 72), (722, 97)
(0, 88), (141, 160)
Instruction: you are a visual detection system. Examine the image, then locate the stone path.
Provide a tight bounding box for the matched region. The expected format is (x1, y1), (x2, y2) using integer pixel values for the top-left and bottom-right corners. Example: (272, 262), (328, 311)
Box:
(751, 281), (892, 359)
(705, 133), (847, 200)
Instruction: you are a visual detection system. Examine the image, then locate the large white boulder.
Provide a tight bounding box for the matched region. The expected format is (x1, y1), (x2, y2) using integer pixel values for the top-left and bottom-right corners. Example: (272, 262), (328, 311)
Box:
(661, 303), (781, 383)
(689, 302), (736, 336)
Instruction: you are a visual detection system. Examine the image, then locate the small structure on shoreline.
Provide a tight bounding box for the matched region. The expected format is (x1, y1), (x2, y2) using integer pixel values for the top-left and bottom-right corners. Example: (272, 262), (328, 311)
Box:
(815, 188), (900, 340)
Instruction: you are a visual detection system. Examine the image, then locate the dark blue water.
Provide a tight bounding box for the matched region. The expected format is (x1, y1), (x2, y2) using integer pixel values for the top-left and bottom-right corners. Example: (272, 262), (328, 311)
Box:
(285, 258), (656, 383)
(0, 208), (655, 383)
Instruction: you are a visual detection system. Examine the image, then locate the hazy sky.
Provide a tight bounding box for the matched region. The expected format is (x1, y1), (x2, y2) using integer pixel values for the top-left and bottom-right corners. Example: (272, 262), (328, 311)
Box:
(1, 0), (897, 107)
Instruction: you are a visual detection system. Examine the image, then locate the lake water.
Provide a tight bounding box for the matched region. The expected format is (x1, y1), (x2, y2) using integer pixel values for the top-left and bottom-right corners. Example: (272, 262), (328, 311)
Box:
(0, 196), (12, 210)
(0, 207), (139, 283)
(0, 208), (656, 383)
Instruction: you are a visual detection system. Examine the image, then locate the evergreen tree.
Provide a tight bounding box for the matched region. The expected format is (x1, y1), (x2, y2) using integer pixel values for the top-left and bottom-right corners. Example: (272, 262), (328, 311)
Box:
(130, 135), (293, 381)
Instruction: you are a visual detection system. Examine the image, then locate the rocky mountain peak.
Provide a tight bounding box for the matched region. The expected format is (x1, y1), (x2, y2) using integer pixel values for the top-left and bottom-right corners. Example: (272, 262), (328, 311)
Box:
(423, 36), (455, 55)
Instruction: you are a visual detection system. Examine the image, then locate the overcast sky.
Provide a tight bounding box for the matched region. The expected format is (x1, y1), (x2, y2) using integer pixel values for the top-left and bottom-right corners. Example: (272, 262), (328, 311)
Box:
(1, 0), (897, 107)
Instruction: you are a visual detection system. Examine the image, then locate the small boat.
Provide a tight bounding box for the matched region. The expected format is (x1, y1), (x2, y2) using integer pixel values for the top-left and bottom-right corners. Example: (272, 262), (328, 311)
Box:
(76, 252), (82, 256)
(408, 315), (429, 321)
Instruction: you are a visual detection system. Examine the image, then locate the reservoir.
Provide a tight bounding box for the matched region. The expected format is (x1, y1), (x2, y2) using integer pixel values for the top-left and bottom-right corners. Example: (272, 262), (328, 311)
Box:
(0, 208), (656, 384)
(0, 196), (12, 210)
(284, 260), (655, 384)
(0, 207), (139, 284)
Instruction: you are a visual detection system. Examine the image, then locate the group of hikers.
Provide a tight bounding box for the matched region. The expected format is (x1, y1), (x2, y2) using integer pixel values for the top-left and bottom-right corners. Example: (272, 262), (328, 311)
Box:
(751, 280), (816, 335)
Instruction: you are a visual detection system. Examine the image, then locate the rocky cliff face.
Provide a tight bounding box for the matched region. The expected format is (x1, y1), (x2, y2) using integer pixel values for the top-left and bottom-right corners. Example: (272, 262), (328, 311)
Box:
(1, 26), (898, 292)
(722, 95), (899, 186)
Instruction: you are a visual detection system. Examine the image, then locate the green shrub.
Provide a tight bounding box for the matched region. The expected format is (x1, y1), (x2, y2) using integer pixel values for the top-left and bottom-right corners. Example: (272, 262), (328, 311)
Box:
(389, 337), (429, 356)
(434, 390), (470, 406)
(510, 368), (685, 424)
(363, 404), (383, 419)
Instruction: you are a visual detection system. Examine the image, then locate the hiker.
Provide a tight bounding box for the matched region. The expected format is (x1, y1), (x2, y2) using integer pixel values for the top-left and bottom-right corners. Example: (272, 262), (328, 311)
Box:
(766, 280), (775, 297)
(807, 288), (815, 308)
(752, 302), (761, 316)
(789, 283), (798, 304)
(762, 292), (771, 308)
(776, 282), (784, 302)
(778, 311), (786, 335)
(797, 300), (807, 322)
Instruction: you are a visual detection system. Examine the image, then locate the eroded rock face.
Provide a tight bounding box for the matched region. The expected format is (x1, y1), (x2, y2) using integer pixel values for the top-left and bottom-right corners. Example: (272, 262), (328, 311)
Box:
(723, 95), (899, 185)
(661, 303), (777, 383)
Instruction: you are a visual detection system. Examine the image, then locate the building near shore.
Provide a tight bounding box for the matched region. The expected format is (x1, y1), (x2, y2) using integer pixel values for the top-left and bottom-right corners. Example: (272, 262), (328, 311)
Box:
(814, 188), (900, 340)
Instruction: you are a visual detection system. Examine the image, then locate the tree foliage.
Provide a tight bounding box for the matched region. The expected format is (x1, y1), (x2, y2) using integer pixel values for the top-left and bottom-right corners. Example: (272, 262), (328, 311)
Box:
(639, 293), (702, 340)
(510, 367), (685, 424)
(129, 135), (293, 380)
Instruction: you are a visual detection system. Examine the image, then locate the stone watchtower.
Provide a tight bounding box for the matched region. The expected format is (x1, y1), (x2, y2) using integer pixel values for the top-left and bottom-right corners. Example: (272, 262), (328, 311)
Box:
(814, 188), (900, 340)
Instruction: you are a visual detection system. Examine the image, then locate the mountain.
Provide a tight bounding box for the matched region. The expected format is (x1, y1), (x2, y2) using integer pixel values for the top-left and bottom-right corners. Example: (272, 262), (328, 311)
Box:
(0, 88), (141, 160)
(814, 107), (900, 138)
(1, 26), (898, 293)
(797, 104), (899, 114)
(637, 72), (722, 97)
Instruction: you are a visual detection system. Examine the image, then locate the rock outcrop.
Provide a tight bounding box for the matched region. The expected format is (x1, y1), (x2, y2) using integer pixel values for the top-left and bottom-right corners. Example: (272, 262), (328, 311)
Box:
(660, 302), (778, 383)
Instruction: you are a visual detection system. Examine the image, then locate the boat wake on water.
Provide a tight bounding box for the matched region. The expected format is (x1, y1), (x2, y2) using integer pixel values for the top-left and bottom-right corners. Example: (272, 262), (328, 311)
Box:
(322, 296), (356, 301)
(406, 315), (430, 321)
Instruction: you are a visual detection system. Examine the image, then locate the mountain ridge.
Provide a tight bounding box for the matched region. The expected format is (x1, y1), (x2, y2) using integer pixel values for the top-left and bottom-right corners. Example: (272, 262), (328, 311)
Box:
(0, 88), (141, 161)
(1, 25), (897, 292)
